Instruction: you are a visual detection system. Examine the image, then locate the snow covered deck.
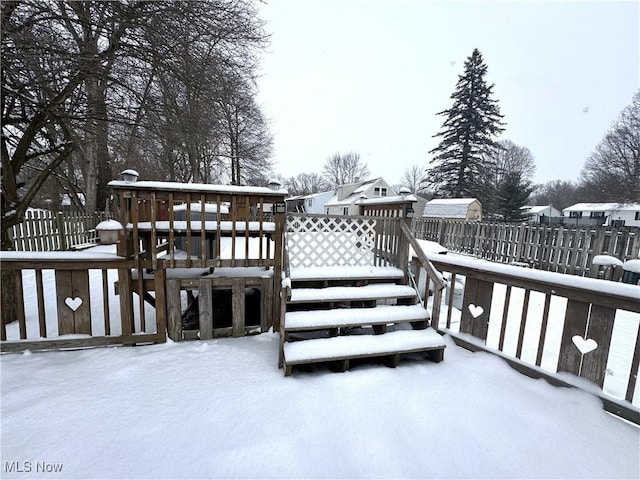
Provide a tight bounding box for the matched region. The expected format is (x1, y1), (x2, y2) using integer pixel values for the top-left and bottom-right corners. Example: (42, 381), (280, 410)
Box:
(1, 333), (637, 479)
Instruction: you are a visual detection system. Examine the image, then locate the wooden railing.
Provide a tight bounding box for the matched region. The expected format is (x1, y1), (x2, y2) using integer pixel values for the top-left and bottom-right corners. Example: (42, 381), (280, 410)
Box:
(109, 181), (287, 270)
(10, 210), (111, 251)
(423, 252), (640, 423)
(413, 218), (640, 277)
(0, 252), (165, 352)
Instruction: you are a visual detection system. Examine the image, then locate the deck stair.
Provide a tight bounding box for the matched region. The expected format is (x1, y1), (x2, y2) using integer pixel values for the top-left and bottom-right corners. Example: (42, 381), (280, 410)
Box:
(281, 266), (445, 376)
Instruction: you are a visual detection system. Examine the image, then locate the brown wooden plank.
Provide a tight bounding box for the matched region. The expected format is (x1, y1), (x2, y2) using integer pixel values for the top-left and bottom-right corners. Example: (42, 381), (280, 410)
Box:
(186, 194), (192, 269)
(117, 268), (134, 336)
(102, 269), (111, 336)
(557, 299), (590, 376)
(460, 277), (479, 335)
(535, 293), (552, 366)
(232, 278), (246, 337)
(580, 305), (616, 387)
(137, 268), (145, 333)
(498, 285), (512, 351)
(55, 270), (75, 335)
(166, 278), (182, 341)
(261, 278), (272, 332)
(472, 279), (493, 340)
(14, 271), (26, 339)
(515, 289), (531, 359)
(168, 192), (175, 268)
(244, 195), (250, 267)
(153, 267), (167, 339)
(460, 277), (492, 341)
(131, 190), (140, 268)
(198, 279), (213, 340)
(446, 272), (456, 329)
(72, 270), (91, 334)
(0, 333), (164, 353)
(35, 269), (47, 338)
(151, 192), (158, 270)
(200, 195), (206, 268)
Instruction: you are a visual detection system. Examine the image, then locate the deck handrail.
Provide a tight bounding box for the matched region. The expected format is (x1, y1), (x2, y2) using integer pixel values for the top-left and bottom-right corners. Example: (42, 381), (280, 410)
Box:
(424, 252), (640, 423)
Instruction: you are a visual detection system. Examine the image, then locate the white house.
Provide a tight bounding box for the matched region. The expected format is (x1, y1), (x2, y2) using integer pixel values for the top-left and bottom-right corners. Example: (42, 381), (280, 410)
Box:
(325, 178), (396, 215)
(422, 198), (482, 221)
(520, 205), (561, 224)
(300, 191), (334, 214)
(562, 203), (640, 228)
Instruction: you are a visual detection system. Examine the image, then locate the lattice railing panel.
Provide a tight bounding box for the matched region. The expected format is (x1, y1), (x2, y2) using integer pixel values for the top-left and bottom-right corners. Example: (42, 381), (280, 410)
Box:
(286, 214), (377, 268)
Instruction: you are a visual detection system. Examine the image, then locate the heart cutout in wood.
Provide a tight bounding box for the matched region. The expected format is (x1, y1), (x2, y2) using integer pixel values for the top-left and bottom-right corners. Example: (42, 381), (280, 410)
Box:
(468, 304), (484, 318)
(572, 335), (598, 355)
(65, 297), (83, 312)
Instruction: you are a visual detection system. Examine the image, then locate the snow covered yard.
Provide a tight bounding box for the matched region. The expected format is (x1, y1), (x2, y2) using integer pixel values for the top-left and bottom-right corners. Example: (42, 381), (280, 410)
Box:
(1, 333), (638, 479)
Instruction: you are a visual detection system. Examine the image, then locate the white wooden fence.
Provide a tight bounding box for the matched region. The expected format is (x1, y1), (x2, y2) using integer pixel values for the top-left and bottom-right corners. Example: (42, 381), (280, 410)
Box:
(9, 210), (110, 251)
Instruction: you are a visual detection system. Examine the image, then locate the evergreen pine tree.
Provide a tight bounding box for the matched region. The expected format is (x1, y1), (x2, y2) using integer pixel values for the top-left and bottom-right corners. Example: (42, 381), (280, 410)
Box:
(494, 172), (534, 222)
(427, 49), (505, 201)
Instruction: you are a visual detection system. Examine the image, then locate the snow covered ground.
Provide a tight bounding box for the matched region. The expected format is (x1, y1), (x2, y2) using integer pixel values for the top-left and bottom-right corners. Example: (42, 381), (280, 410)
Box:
(1, 333), (638, 479)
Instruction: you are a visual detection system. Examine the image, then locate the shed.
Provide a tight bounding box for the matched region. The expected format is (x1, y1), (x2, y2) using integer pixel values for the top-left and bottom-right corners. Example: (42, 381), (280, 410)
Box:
(422, 198), (482, 221)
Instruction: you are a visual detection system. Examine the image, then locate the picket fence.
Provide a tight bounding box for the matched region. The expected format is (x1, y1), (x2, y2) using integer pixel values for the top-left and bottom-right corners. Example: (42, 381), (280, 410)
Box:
(412, 218), (640, 278)
(9, 210), (111, 252)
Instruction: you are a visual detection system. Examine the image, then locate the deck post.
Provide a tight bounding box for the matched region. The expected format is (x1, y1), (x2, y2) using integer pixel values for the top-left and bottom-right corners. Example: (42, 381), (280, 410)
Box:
(272, 209), (285, 331)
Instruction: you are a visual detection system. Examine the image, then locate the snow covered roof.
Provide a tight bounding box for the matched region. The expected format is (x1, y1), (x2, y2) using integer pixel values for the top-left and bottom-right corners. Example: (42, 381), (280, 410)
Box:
(108, 180), (288, 196)
(423, 198), (479, 218)
(563, 203), (640, 212)
(359, 194), (418, 205)
(521, 205), (554, 214)
(303, 190), (334, 200)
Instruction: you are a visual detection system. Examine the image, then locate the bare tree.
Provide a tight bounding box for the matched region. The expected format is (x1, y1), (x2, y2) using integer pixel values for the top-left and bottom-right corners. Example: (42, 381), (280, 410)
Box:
(284, 173), (331, 196)
(529, 180), (583, 210)
(322, 151), (370, 187)
(580, 91), (640, 203)
(398, 164), (429, 194)
(491, 140), (536, 187)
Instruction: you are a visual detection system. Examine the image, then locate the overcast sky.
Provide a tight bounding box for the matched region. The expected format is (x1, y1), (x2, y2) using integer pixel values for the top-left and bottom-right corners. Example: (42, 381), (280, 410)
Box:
(256, 0), (639, 188)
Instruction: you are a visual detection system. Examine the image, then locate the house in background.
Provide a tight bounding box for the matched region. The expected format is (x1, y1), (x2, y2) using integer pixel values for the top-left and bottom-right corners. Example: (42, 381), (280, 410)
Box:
(520, 205), (562, 224)
(562, 203), (640, 227)
(286, 191), (335, 214)
(422, 198), (482, 221)
(325, 178), (396, 215)
(285, 194), (305, 213)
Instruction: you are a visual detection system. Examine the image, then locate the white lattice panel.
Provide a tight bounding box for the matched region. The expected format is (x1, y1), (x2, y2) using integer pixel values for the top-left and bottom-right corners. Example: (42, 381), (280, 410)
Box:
(286, 215), (377, 268)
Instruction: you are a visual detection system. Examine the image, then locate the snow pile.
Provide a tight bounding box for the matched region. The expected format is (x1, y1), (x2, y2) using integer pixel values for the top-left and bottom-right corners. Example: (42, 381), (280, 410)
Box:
(592, 255), (624, 267)
(95, 220), (123, 231)
(623, 259), (640, 273)
(1, 334), (638, 479)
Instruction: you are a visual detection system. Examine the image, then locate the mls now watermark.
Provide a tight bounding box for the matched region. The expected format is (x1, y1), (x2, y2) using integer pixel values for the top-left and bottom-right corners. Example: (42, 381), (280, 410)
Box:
(4, 461), (64, 474)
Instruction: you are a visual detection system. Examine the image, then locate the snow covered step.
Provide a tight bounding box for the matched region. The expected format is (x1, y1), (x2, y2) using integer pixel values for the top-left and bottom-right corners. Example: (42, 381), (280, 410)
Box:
(285, 305), (429, 332)
(288, 283), (417, 304)
(283, 328), (445, 370)
(289, 266), (404, 282)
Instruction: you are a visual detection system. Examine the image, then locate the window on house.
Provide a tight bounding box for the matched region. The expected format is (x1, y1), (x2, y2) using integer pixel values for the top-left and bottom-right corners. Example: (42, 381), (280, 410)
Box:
(307, 199), (313, 207)
(374, 187), (387, 197)
(569, 211), (582, 219)
(590, 211), (605, 218)
(635, 211), (640, 220)
(343, 207), (349, 215)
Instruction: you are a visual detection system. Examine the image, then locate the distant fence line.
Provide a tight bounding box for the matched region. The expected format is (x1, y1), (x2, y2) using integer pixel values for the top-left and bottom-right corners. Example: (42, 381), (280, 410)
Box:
(412, 218), (640, 278)
(9, 210), (111, 252)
